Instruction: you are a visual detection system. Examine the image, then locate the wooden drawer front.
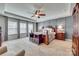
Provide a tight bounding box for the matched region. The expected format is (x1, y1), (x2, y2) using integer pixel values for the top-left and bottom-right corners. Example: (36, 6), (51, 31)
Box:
(58, 33), (64, 36)
(57, 33), (65, 40)
(58, 37), (64, 40)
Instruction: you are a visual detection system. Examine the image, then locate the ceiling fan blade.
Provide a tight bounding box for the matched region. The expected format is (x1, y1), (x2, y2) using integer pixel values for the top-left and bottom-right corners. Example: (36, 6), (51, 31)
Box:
(39, 14), (46, 16)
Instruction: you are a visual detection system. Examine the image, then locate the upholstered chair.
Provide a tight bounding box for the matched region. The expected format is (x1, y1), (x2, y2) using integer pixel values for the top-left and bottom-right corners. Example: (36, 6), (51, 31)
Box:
(0, 46), (7, 55)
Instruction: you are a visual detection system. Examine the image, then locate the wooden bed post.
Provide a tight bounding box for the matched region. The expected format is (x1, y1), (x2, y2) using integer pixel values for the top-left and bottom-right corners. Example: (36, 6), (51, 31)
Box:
(0, 27), (2, 47)
(72, 3), (79, 56)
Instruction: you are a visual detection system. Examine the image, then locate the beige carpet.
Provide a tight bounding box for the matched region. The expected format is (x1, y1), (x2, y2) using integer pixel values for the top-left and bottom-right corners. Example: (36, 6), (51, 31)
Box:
(2, 37), (73, 56)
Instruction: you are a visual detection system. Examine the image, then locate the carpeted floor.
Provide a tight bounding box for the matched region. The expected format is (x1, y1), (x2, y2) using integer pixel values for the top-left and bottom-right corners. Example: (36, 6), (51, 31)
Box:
(2, 37), (73, 56)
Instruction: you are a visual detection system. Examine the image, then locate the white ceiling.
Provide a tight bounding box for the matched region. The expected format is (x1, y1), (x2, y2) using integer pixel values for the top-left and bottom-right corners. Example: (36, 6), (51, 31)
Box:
(0, 3), (75, 22)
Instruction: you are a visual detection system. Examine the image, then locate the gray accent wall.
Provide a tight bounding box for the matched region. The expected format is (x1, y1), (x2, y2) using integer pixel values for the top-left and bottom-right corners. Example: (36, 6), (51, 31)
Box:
(8, 34), (18, 40)
(65, 16), (73, 39)
(0, 15), (73, 41)
(0, 16), (6, 41)
(38, 16), (73, 39)
(38, 19), (57, 30)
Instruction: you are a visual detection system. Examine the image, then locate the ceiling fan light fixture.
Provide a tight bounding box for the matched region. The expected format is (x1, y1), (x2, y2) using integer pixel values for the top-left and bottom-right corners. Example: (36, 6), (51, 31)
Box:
(35, 14), (38, 17)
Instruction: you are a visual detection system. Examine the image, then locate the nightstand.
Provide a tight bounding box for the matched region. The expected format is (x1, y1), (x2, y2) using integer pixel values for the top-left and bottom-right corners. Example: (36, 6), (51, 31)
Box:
(56, 33), (65, 40)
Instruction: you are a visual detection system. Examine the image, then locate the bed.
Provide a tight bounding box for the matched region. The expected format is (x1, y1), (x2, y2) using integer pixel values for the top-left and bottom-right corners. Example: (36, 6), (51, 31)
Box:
(29, 26), (56, 45)
(42, 27), (56, 44)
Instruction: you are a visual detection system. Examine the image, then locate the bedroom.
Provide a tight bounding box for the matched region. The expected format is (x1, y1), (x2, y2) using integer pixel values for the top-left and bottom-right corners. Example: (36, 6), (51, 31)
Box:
(0, 3), (78, 56)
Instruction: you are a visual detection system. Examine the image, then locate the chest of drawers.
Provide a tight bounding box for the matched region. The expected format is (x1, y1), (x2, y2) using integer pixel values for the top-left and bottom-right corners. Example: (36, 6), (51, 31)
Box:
(56, 33), (65, 40)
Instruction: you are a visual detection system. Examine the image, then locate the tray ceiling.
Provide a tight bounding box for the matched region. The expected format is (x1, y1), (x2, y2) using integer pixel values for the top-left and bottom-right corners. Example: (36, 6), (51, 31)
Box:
(0, 3), (75, 22)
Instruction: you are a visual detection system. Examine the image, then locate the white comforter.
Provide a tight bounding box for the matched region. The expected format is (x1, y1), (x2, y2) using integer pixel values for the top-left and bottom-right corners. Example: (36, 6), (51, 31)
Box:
(48, 32), (56, 43)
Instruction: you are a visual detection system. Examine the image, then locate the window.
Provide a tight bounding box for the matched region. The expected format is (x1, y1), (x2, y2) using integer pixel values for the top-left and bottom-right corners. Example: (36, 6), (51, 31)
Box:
(20, 22), (27, 33)
(8, 20), (18, 35)
(28, 23), (33, 33)
(8, 17), (34, 40)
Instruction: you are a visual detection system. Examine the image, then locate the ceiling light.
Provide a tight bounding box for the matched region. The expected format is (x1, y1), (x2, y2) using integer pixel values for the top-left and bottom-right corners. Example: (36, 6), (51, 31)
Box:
(35, 14), (38, 17)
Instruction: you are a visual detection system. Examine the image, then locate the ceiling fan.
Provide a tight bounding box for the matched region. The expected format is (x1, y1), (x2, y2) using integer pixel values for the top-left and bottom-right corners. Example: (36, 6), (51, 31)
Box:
(31, 9), (46, 18)
(26, 4), (46, 18)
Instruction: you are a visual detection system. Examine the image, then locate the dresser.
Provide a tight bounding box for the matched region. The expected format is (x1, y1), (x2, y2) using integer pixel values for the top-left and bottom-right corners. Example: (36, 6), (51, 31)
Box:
(56, 33), (65, 40)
